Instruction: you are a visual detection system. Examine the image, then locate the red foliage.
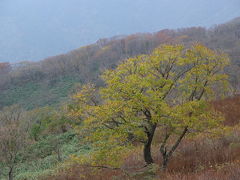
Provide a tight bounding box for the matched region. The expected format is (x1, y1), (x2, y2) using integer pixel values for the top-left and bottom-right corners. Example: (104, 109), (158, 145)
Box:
(212, 96), (240, 126)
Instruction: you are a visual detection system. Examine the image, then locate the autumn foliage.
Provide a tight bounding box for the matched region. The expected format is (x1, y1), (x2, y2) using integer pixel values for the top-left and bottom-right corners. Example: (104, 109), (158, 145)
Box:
(44, 94), (240, 180)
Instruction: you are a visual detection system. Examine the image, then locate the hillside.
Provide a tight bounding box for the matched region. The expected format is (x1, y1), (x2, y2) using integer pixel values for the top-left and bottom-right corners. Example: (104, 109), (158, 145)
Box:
(1, 17), (240, 180)
(1, 17), (240, 109)
(0, 43), (239, 180)
(0, 0), (240, 62)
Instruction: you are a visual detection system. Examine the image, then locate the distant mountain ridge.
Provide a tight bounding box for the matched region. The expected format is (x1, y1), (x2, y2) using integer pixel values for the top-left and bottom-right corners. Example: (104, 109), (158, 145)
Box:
(0, 0), (240, 62)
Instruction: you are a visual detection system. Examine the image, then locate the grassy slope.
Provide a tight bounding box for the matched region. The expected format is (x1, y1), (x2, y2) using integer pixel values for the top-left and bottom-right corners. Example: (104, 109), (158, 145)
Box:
(0, 76), (80, 110)
(0, 131), (90, 180)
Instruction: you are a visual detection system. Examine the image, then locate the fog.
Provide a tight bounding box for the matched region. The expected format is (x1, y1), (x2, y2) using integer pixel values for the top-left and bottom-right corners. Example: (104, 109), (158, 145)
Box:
(0, 0), (239, 62)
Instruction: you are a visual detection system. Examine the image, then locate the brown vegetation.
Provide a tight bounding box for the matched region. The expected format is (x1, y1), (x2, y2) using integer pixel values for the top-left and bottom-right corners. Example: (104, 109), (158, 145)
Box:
(45, 96), (240, 179)
(213, 95), (240, 126)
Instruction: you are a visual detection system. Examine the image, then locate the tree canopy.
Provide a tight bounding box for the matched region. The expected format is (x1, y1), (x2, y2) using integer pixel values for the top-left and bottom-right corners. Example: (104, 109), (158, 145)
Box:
(70, 44), (229, 169)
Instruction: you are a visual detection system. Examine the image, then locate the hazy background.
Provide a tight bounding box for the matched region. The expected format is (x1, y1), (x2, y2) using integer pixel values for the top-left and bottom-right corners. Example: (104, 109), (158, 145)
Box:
(0, 0), (240, 62)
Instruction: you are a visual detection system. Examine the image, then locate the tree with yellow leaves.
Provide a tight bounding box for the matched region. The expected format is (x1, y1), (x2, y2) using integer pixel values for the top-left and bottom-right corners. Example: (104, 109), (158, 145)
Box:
(70, 44), (229, 170)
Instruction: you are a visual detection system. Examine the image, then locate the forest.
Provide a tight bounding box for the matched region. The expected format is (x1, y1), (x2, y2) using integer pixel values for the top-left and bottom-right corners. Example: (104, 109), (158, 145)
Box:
(0, 17), (240, 180)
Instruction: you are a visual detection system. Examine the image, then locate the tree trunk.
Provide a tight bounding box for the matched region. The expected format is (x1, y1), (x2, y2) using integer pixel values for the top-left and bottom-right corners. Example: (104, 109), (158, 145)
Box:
(143, 124), (157, 165)
(8, 167), (13, 180)
(160, 127), (188, 170)
(162, 156), (169, 171)
(144, 141), (154, 164)
(160, 144), (170, 171)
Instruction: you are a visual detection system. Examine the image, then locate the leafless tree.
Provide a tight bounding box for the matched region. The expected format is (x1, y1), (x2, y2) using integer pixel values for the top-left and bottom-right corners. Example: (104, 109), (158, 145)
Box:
(0, 105), (29, 180)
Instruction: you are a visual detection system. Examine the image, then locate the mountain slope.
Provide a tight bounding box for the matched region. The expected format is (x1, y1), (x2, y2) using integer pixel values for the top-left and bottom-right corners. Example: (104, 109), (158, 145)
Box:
(1, 17), (240, 109)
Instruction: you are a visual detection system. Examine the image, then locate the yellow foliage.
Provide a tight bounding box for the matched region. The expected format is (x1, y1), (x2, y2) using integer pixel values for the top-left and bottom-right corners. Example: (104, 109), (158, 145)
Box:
(69, 44), (230, 167)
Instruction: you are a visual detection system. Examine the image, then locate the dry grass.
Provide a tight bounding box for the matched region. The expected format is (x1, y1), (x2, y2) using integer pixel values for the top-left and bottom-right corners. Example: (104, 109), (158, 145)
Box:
(164, 163), (240, 180)
(45, 165), (128, 180)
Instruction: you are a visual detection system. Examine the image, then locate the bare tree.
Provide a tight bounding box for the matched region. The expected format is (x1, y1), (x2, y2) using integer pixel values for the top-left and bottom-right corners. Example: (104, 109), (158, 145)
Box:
(0, 105), (29, 180)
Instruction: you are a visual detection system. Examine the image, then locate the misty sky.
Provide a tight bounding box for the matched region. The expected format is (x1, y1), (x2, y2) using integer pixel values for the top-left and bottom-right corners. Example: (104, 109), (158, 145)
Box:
(0, 0), (240, 62)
